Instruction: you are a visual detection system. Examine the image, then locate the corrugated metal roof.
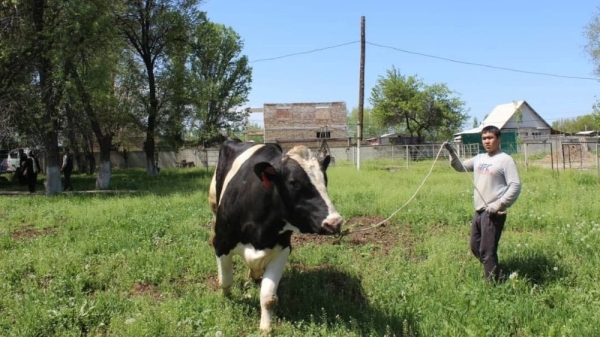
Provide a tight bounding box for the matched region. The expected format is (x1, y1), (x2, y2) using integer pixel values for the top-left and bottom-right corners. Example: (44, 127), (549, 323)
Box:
(482, 100), (524, 128)
(454, 126), (482, 135)
(575, 130), (597, 135)
(458, 100), (551, 135)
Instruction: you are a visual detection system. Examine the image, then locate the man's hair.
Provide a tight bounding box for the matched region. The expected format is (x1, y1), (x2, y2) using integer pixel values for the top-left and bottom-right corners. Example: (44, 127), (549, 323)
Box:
(481, 125), (501, 137)
(64, 147), (70, 152)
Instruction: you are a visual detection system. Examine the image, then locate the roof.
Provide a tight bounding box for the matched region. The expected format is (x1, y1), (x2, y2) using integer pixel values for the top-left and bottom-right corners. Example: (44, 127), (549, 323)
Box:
(457, 100), (551, 135)
(484, 100), (551, 129)
(454, 126), (483, 135)
(575, 130), (597, 135)
(481, 101), (524, 129)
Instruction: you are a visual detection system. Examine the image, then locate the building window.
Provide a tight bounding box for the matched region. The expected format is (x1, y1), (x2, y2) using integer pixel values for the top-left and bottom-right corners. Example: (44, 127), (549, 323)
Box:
(316, 131), (331, 138)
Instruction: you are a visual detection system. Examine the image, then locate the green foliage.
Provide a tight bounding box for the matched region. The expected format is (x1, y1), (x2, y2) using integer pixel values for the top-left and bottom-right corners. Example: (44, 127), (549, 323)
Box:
(584, 9), (600, 78)
(1, 0), (254, 184)
(551, 113), (599, 133)
(185, 17), (253, 146)
(347, 107), (389, 139)
(1, 163), (600, 335)
(370, 67), (469, 141)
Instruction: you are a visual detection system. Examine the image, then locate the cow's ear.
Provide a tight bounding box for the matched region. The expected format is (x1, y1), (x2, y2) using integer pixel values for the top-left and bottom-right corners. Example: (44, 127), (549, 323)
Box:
(319, 155), (331, 171)
(254, 162), (277, 189)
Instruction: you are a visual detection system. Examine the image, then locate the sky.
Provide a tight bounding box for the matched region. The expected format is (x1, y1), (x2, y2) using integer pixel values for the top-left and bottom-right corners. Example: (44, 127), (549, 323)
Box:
(203, 0), (600, 130)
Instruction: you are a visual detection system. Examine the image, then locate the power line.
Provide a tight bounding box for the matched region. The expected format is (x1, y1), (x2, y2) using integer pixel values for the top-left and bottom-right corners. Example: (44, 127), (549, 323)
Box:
(249, 41), (359, 63)
(247, 38), (599, 81)
(367, 41), (598, 81)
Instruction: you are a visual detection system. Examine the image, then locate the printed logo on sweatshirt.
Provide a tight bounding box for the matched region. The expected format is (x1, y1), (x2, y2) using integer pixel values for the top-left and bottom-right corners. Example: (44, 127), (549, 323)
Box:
(476, 163), (494, 176)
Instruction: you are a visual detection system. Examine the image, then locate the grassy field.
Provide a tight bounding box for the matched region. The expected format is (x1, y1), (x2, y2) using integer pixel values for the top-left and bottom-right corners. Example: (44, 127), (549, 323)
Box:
(0, 159), (599, 336)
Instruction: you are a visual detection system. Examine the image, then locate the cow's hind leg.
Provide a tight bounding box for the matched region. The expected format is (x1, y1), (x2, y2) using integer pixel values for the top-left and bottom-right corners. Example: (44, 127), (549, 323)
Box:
(216, 253), (234, 296)
(259, 247), (290, 331)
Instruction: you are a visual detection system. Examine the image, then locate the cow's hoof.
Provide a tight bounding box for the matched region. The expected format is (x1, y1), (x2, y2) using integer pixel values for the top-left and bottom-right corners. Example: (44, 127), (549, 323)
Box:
(221, 287), (232, 297)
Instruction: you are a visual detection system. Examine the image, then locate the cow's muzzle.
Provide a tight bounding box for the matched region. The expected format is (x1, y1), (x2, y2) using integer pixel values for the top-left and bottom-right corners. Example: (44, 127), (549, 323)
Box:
(321, 213), (343, 235)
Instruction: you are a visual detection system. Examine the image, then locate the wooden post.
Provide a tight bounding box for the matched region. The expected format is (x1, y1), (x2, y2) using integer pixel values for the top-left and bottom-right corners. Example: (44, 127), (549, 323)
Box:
(357, 16), (365, 171)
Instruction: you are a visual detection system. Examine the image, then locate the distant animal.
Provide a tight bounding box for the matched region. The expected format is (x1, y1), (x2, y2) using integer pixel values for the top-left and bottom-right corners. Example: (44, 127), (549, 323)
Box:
(208, 139), (343, 331)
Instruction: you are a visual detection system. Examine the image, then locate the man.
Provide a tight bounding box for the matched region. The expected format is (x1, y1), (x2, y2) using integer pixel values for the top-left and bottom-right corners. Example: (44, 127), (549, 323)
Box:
(17, 149), (28, 185)
(23, 150), (41, 193)
(443, 125), (521, 281)
(61, 147), (74, 191)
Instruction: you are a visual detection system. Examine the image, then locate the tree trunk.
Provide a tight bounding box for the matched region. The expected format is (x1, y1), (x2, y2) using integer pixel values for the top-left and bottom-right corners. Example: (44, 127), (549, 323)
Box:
(41, 130), (62, 195)
(144, 136), (159, 175)
(95, 135), (112, 189)
(96, 161), (111, 189)
(144, 54), (160, 176)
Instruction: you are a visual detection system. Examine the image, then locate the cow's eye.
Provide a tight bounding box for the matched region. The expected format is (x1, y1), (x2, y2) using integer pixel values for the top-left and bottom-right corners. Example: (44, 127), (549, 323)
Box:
(289, 179), (301, 190)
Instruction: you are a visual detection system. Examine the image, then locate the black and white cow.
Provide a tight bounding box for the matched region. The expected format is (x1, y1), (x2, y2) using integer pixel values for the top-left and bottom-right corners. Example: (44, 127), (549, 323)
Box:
(208, 139), (343, 331)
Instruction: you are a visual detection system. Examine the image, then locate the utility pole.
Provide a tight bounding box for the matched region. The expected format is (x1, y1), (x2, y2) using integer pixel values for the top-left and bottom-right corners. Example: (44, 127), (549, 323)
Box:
(357, 16), (365, 171)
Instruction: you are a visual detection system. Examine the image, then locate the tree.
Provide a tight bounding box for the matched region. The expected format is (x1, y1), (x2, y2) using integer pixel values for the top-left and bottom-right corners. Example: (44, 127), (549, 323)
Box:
(472, 117), (479, 129)
(246, 121), (264, 143)
(0, 0), (73, 194)
(584, 10), (600, 122)
(116, 0), (202, 175)
(370, 67), (469, 141)
(513, 101), (524, 140)
(347, 108), (389, 139)
(186, 17), (252, 146)
(551, 114), (599, 133)
(63, 0), (127, 189)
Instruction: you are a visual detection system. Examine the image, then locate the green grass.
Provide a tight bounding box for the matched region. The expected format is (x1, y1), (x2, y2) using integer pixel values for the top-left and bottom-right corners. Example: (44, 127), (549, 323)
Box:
(1, 162), (599, 336)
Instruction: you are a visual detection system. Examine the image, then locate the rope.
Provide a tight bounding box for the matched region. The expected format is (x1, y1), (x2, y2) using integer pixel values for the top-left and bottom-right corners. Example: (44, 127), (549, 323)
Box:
(338, 144), (446, 237)
(451, 145), (507, 215)
(336, 143), (504, 239)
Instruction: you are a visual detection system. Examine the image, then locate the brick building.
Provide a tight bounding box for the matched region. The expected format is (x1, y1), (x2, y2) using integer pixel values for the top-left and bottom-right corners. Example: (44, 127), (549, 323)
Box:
(260, 102), (349, 150)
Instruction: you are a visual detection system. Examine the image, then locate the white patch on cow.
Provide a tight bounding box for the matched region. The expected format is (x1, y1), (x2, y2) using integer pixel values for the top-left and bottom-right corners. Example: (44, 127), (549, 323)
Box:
(218, 144), (266, 205)
(232, 243), (286, 279)
(279, 222), (300, 234)
(259, 246), (290, 331)
(216, 253), (234, 295)
(208, 170), (218, 215)
(285, 146), (342, 226)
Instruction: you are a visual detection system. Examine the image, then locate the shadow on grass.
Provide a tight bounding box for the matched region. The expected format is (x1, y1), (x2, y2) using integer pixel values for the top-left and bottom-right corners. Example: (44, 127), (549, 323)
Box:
(502, 253), (567, 285)
(0, 168), (214, 197)
(265, 264), (419, 335)
(104, 168), (213, 196)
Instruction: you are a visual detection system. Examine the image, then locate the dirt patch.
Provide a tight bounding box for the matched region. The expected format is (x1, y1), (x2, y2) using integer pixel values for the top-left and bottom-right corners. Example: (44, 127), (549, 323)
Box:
(203, 274), (220, 292)
(130, 283), (164, 301)
(530, 147), (599, 170)
(11, 226), (54, 241)
(291, 216), (414, 256)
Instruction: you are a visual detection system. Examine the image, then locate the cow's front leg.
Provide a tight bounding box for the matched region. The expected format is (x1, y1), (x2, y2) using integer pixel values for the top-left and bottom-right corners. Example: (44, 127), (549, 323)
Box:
(259, 247), (290, 331)
(216, 253), (234, 296)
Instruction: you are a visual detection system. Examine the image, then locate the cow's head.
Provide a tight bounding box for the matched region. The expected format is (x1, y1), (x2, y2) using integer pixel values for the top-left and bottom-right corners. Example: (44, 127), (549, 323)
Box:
(253, 146), (342, 235)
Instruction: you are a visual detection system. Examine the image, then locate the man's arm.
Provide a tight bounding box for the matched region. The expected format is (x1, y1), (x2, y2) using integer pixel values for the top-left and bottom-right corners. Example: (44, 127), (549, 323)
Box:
(496, 158), (521, 209)
(444, 142), (474, 172)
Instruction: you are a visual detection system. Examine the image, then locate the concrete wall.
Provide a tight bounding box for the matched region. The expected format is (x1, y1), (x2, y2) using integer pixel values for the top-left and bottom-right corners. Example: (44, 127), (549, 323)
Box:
(93, 136), (598, 170)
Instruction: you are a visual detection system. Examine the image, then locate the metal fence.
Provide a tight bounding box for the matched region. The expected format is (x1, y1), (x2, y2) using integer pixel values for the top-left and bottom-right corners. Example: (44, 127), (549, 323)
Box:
(96, 138), (599, 179)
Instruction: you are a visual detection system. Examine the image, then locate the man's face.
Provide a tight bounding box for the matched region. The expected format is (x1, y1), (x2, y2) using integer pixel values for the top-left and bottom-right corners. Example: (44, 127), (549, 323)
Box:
(481, 131), (500, 154)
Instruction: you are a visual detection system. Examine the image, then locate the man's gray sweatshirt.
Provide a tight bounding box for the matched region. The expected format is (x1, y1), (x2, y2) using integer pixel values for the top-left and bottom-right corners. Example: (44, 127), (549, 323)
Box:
(450, 151), (521, 211)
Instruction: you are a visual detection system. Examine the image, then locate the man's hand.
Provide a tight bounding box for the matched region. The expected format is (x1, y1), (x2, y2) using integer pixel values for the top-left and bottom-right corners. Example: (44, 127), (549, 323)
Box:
(442, 141), (456, 154)
(486, 202), (502, 214)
